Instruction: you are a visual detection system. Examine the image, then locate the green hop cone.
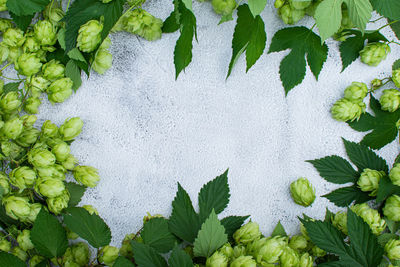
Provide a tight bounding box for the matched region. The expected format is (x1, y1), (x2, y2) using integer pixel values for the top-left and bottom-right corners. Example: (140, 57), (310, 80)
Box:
(233, 221), (261, 244)
(352, 203), (386, 234)
(0, 0), (6, 11)
(36, 164), (66, 180)
(0, 173), (10, 195)
(2, 196), (31, 221)
(385, 239), (400, 261)
(299, 252), (313, 267)
(98, 245), (119, 266)
(343, 82), (368, 101)
(73, 166), (100, 187)
(289, 0), (312, 10)
(290, 177), (316, 207)
(77, 20), (103, 53)
(12, 246), (27, 261)
(24, 97), (41, 114)
(0, 18), (12, 32)
(34, 20), (57, 46)
(3, 28), (26, 47)
(62, 154), (78, 170)
(44, 3), (64, 25)
(102, 0), (114, 2)
(212, 0), (236, 15)
(66, 227), (79, 240)
(29, 255), (45, 267)
(123, 9), (163, 41)
(233, 244), (246, 258)
(332, 211), (348, 235)
(206, 251), (228, 267)
(393, 69), (400, 88)
(28, 76), (51, 98)
(52, 141), (70, 162)
(70, 242), (90, 266)
(10, 166), (36, 190)
(15, 53), (42, 76)
(278, 4), (305, 25)
(289, 235), (308, 251)
(17, 128), (41, 147)
(120, 233), (134, 258)
(383, 195), (400, 222)
(47, 77), (74, 103)
(7, 46), (22, 63)
(59, 117), (83, 141)
(219, 243), (234, 259)
(143, 212), (163, 224)
(47, 190), (69, 214)
(0, 91), (21, 113)
(42, 120), (59, 138)
(357, 168), (385, 196)
(331, 98), (366, 122)
(310, 245), (326, 257)
(28, 203), (42, 223)
(2, 117), (23, 139)
(360, 42), (390, 67)
(371, 78), (383, 89)
(380, 89), (400, 112)
(42, 60), (65, 81)
(280, 247), (300, 267)
(1, 141), (24, 160)
(0, 239), (11, 252)
(249, 236), (287, 264)
(23, 37), (41, 53)
(21, 114), (37, 128)
(17, 230), (34, 251)
(274, 0), (285, 8)
(28, 148), (56, 168)
(390, 163), (400, 186)
(82, 204), (99, 215)
(35, 177), (65, 198)
(230, 256), (257, 267)
(93, 49), (112, 74)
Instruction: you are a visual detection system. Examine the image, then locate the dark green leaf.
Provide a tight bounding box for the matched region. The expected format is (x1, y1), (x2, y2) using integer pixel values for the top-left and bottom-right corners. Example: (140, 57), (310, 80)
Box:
(9, 12), (33, 32)
(3, 82), (20, 94)
(307, 156), (358, 184)
(64, 0), (125, 52)
(63, 207), (111, 248)
(271, 221), (287, 237)
(31, 208), (68, 258)
(142, 218), (176, 253)
(0, 252), (25, 267)
(198, 169), (230, 222)
(7, 0), (50, 16)
(342, 138), (388, 172)
(393, 59), (400, 71)
(193, 210), (228, 258)
(325, 208), (335, 222)
(131, 241), (168, 267)
(390, 20), (400, 41)
(168, 183), (201, 243)
(227, 4), (266, 77)
(65, 182), (86, 207)
(113, 256), (135, 267)
(220, 215), (249, 241)
(65, 60), (82, 92)
(323, 185), (373, 207)
(386, 218), (400, 234)
(347, 113), (376, 132)
(168, 246), (194, 267)
(370, 0), (400, 20)
(377, 233), (398, 247)
(376, 176), (400, 202)
(162, 11), (179, 33)
(269, 26), (328, 95)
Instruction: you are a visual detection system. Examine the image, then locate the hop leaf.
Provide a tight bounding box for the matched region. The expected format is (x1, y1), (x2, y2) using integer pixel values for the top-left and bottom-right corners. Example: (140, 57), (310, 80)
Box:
(7, 0), (50, 16)
(370, 0), (400, 20)
(314, 0), (343, 42)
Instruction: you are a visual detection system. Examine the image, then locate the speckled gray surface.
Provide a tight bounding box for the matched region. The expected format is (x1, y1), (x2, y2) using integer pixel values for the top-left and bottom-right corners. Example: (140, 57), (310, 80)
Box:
(33, 1), (400, 245)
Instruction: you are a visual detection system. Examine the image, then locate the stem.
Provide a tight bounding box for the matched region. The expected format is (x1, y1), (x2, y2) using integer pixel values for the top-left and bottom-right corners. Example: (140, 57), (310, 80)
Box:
(0, 62), (11, 72)
(310, 23), (316, 31)
(389, 41), (400, 46)
(376, 20), (399, 32)
(66, 0), (71, 12)
(0, 75), (23, 82)
(370, 17), (385, 23)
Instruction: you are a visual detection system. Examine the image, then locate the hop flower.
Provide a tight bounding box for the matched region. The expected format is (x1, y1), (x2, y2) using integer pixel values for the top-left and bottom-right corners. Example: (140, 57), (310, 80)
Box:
(299, 252), (313, 267)
(77, 20), (103, 52)
(390, 163), (400, 186)
(332, 211), (348, 235)
(82, 204), (99, 215)
(10, 166), (36, 190)
(0, 0), (6, 12)
(311, 245), (326, 257)
(34, 20), (57, 46)
(73, 166), (100, 187)
(35, 177), (65, 198)
(27, 203), (42, 223)
(123, 9), (163, 41)
(289, 0), (312, 10)
(28, 76), (51, 97)
(383, 195), (400, 222)
(143, 212), (163, 224)
(212, 0), (236, 16)
(15, 53), (42, 76)
(36, 165), (66, 180)
(59, 117), (83, 141)
(98, 246), (119, 266)
(1, 141), (24, 159)
(102, 0), (114, 3)
(371, 78), (383, 89)
(52, 141), (70, 162)
(2, 196), (31, 221)
(352, 203), (386, 234)
(100, 37), (111, 50)
(277, 4), (305, 25)
(233, 244), (246, 258)
(7, 46), (22, 62)
(360, 42), (390, 66)
(385, 239), (400, 261)
(230, 256), (257, 267)
(41, 120), (59, 138)
(62, 154), (78, 170)
(219, 243), (233, 259)
(289, 235), (308, 251)
(68, 242), (91, 266)
(2, 117), (23, 139)
(47, 77), (74, 103)
(29, 255), (45, 267)
(357, 168), (385, 196)
(44, 3), (65, 25)
(249, 236), (287, 264)
(21, 114), (37, 128)
(0, 18), (13, 33)
(12, 246), (27, 261)
(393, 69), (400, 88)
(120, 233), (135, 258)
(274, 0), (285, 8)
(206, 251), (228, 267)
(24, 97), (41, 114)
(0, 172), (10, 195)
(0, 91), (21, 113)
(331, 98), (365, 122)
(290, 177), (316, 207)
(343, 82), (368, 101)
(17, 230), (34, 251)
(28, 148), (56, 168)
(42, 60), (65, 81)
(0, 239), (11, 252)
(23, 37), (41, 53)
(380, 89), (400, 112)
(3, 28), (26, 47)
(92, 49), (112, 74)
(17, 128), (40, 147)
(280, 247), (300, 267)
(47, 190), (69, 214)
(233, 221), (261, 244)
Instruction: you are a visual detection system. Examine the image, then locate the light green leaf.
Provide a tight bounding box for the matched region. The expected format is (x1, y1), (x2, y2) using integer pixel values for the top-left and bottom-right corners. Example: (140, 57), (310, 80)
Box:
(31, 208), (68, 258)
(314, 0), (343, 41)
(57, 28), (66, 50)
(271, 221), (287, 237)
(248, 0), (267, 16)
(7, 0), (50, 16)
(63, 207), (111, 248)
(168, 246), (194, 267)
(67, 48), (86, 63)
(131, 241), (168, 267)
(193, 210), (228, 258)
(141, 218), (176, 253)
(343, 0), (372, 32)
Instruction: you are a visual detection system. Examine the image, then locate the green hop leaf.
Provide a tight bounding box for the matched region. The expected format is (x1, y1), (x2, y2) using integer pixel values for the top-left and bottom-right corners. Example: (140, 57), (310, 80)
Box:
(168, 246), (194, 267)
(314, 0), (343, 41)
(9, 12), (34, 32)
(343, 0), (372, 32)
(7, 0), (50, 16)
(268, 26), (328, 95)
(65, 182), (86, 207)
(141, 218), (176, 253)
(271, 221), (287, 237)
(248, 0), (267, 16)
(323, 185), (373, 207)
(220, 215), (250, 241)
(376, 176), (400, 202)
(0, 252), (25, 267)
(113, 256), (135, 267)
(131, 241), (168, 267)
(65, 60), (82, 92)
(370, 0), (400, 20)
